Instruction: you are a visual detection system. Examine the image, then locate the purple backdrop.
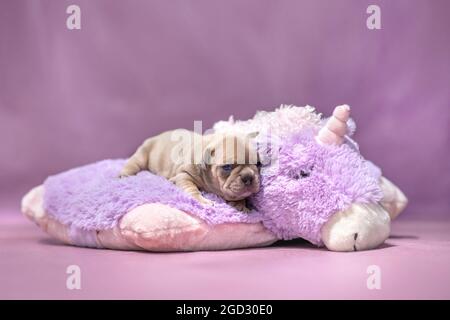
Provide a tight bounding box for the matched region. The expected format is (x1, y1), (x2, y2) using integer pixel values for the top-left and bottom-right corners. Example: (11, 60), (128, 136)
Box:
(0, 0), (449, 217)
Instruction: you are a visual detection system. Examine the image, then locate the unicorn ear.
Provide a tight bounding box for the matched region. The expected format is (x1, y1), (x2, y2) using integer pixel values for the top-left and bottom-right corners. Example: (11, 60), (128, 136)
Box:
(346, 118), (356, 136)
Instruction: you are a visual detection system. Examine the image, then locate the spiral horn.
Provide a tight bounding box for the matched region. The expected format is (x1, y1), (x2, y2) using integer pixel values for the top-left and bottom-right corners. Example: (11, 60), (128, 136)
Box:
(316, 105), (350, 145)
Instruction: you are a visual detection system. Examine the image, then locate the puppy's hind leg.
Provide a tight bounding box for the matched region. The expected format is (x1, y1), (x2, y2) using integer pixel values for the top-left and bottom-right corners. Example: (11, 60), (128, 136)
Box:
(119, 142), (151, 177)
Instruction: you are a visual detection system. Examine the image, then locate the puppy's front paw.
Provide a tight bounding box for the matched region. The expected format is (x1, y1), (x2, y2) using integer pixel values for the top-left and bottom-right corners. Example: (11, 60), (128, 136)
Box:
(228, 200), (251, 213)
(197, 197), (215, 207)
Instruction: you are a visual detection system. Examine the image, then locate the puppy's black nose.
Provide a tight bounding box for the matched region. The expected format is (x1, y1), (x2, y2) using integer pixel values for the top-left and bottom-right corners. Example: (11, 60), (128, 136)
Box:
(241, 174), (253, 186)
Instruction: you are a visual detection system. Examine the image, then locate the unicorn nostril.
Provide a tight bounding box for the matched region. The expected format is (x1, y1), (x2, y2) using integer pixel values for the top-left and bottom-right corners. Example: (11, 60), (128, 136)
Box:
(353, 233), (359, 251)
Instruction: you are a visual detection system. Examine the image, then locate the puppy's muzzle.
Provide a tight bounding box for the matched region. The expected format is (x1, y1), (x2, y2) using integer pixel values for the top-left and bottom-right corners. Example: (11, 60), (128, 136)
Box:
(241, 174), (254, 186)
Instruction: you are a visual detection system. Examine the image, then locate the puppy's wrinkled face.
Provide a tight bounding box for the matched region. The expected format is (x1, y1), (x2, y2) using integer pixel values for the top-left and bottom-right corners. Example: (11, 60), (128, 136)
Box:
(204, 134), (261, 201)
(212, 163), (260, 201)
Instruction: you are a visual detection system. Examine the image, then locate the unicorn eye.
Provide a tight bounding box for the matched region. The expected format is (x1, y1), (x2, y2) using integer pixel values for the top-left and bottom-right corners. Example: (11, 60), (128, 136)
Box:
(221, 164), (233, 173)
(300, 170), (310, 178)
(293, 166), (313, 180)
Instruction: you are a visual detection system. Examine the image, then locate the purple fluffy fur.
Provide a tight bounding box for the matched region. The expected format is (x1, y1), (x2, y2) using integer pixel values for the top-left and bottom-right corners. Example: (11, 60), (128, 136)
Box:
(253, 130), (383, 244)
(44, 160), (265, 231)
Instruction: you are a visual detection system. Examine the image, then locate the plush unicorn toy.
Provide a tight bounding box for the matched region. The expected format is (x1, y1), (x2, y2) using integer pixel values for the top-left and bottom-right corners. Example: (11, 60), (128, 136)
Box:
(21, 105), (407, 252)
(214, 104), (408, 251)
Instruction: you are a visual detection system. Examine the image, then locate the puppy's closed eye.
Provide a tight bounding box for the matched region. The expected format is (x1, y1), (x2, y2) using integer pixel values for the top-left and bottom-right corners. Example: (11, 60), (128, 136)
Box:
(221, 164), (233, 174)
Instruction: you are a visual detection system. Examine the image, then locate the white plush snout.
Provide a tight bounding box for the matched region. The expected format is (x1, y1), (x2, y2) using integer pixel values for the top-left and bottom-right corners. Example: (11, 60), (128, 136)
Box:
(321, 203), (391, 252)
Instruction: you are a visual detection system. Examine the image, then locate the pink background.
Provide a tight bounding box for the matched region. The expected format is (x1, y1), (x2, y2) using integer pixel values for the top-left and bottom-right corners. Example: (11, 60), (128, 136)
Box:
(0, 0), (449, 216)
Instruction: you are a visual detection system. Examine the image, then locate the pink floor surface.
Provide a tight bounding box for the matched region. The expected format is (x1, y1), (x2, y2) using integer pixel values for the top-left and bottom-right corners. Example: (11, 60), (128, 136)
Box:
(1, 208), (450, 300)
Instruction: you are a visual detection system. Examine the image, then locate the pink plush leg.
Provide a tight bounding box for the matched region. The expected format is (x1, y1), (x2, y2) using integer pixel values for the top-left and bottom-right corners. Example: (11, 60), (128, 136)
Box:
(379, 177), (408, 220)
(118, 203), (277, 251)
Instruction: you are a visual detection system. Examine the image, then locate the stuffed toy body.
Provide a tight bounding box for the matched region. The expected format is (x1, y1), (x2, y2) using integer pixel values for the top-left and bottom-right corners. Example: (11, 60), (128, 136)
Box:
(22, 105), (408, 251)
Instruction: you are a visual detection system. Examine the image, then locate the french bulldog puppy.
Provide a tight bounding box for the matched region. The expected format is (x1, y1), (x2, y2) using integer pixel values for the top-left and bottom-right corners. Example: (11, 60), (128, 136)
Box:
(119, 130), (260, 212)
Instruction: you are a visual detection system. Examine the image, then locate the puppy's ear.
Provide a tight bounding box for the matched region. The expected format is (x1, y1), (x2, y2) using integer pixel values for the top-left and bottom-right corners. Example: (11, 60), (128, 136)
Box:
(247, 131), (259, 139)
(244, 132), (259, 165)
(256, 132), (281, 166)
(201, 146), (215, 169)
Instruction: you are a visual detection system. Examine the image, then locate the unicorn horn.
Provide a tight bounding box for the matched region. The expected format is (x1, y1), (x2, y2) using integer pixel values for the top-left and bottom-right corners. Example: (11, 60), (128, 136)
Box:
(316, 105), (350, 145)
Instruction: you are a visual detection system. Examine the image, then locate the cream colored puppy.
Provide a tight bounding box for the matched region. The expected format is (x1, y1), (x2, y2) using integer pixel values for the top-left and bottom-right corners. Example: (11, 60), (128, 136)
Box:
(119, 130), (260, 212)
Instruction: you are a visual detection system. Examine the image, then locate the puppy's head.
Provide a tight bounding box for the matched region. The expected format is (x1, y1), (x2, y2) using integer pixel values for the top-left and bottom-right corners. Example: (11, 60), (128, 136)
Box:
(202, 133), (260, 201)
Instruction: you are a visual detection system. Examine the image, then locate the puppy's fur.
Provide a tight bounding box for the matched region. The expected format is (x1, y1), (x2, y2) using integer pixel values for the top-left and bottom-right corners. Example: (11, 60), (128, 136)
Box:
(119, 130), (260, 212)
